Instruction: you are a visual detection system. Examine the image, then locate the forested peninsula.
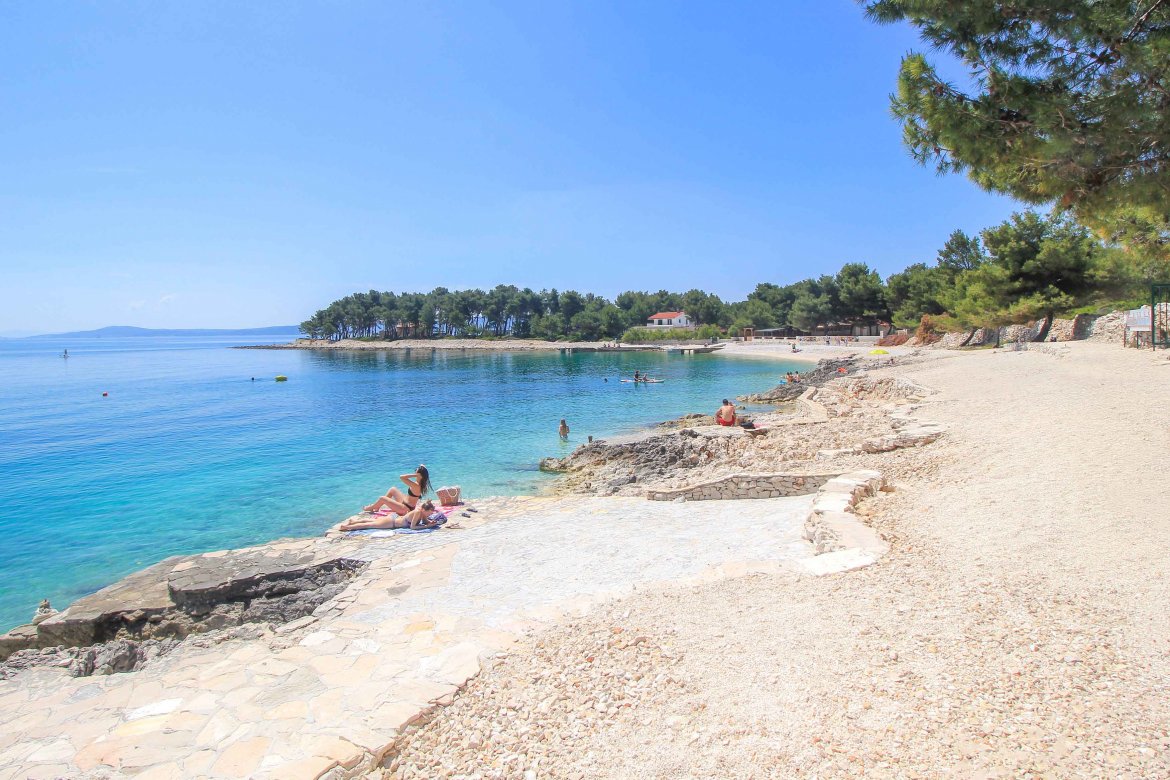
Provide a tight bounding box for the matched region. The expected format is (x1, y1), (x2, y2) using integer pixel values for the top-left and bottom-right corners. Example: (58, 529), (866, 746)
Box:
(301, 210), (1153, 344)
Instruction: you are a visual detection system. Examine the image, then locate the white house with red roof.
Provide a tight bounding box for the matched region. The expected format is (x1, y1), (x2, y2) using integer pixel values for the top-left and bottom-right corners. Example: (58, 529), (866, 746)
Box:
(645, 311), (692, 328)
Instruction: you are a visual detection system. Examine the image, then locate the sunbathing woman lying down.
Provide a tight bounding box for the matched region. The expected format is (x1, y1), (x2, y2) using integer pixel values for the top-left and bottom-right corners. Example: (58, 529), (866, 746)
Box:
(339, 500), (441, 532)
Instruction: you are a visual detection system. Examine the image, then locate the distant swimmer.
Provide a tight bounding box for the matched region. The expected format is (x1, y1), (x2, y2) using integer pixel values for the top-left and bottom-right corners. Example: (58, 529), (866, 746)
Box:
(62, 349), (68, 359)
(559, 419), (570, 439)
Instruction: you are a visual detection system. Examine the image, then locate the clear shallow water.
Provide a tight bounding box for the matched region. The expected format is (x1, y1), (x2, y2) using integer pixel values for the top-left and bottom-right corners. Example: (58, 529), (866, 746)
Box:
(0, 336), (802, 631)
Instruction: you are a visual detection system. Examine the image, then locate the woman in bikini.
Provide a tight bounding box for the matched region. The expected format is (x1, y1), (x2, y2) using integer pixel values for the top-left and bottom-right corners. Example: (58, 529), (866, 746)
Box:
(364, 465), (431, 515)
(340, 500), (438, 532)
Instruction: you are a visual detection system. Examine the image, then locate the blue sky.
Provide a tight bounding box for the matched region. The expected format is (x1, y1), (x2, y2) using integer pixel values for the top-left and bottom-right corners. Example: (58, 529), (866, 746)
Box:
(0, 1), (1017, 334)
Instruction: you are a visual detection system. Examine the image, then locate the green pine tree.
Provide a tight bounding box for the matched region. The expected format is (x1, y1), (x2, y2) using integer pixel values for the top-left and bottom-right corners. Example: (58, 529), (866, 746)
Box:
(862, 1), (1170, 228)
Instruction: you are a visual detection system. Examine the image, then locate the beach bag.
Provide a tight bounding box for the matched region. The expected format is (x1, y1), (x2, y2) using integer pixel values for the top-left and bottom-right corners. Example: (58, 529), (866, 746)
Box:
(436, 485), (461, 506)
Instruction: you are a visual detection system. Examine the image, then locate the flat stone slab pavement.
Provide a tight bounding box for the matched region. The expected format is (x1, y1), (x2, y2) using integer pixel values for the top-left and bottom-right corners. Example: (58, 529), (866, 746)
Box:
(0, 493), (814, 780)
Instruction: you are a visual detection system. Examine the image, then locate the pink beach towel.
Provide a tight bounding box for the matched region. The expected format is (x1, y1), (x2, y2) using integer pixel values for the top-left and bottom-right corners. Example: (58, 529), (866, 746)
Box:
(369, 504), (456, 518)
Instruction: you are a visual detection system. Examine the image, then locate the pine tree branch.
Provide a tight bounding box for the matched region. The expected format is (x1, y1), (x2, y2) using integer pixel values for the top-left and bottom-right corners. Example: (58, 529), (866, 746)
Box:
(1125, 0), (1168, 42)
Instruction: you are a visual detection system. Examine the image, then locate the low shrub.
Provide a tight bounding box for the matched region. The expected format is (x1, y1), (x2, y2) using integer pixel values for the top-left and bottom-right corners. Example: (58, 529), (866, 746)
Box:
(876, 332), (910, 347)
(913, 315), (944, 345)
(695, 324), (724, 339)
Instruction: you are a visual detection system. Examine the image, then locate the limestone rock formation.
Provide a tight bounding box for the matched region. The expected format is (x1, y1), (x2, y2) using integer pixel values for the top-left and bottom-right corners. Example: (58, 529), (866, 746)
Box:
(737, 358), (855, 403)
(0, 540), (368, 664)
(542, 429), (731, 495)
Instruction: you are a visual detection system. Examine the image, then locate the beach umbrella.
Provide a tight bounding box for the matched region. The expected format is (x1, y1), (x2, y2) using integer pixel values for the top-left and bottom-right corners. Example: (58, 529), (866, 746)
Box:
(869, 349), (889, 355)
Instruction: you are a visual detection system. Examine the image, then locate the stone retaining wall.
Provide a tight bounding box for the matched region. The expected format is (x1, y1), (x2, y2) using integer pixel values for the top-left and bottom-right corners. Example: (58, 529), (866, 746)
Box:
(933, 313), (1104, 349)
(802, 470), (887, 556)
(1085, 311), (1126, 343)
(645, 472), (839, 502)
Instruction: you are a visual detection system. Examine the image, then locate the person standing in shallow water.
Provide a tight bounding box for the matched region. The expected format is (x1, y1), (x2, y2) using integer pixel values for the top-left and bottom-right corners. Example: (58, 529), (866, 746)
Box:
(559, 419), (570, 439)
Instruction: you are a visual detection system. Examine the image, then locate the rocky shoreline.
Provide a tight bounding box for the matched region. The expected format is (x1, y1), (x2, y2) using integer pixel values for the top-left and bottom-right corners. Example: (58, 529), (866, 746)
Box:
(0, 351), (954, 778)
(0, 354), (885, 677)
(0, 537), (372, 675)
(537, 355), (932, 500)
(5, 342), (1165, 778)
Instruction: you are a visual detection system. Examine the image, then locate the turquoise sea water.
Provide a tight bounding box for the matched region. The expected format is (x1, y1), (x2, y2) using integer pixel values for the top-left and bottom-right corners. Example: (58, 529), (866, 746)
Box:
(0, 336), (801, 632)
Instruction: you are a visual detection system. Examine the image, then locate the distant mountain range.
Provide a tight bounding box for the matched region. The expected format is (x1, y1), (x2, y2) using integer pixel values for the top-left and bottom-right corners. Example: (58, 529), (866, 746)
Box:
(14, 325), (300, 339)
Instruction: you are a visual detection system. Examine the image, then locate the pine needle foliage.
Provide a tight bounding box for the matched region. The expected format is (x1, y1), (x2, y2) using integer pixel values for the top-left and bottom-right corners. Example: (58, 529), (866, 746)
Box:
(862, 1), (1170, 223)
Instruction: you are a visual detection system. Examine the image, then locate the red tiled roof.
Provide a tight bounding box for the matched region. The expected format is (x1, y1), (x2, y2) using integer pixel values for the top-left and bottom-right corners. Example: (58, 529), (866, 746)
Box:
(647, 311), (685, 320)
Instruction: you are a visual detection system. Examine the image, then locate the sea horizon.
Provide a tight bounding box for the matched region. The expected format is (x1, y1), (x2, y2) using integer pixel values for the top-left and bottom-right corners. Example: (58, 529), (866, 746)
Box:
(3, 324), (302, 340)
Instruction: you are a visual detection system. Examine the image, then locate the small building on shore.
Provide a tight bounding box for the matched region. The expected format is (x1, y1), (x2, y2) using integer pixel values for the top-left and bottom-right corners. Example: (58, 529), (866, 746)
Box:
(645, 311), (692, 328)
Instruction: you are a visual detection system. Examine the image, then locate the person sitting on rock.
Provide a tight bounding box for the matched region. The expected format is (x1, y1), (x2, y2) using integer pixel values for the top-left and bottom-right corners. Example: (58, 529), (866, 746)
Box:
(365, 465), (430, 515)
(715, 399), (737, 427)
(340, 500), (439, 532)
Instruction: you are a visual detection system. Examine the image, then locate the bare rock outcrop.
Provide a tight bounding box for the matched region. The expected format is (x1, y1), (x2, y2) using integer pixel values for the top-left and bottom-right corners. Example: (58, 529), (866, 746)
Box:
(737, 358), (856, 403)
(541, 429), (736, 495)
(544, 371), (938, 499)
(656, 412), (717, 429)
(0, 638), (181, 679)
(0, 539), (368, 664)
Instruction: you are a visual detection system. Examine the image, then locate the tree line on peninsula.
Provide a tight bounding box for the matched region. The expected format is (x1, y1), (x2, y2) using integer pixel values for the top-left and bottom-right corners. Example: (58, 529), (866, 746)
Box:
(305, 3), (1170, 343)
(300, 208), (1150, 343)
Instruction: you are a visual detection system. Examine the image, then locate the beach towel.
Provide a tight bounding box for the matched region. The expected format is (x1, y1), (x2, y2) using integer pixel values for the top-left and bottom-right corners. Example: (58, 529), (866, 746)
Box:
(343, 506), (456, 537)
(366, 504), (458, 518)
(346, 523), (442, 537)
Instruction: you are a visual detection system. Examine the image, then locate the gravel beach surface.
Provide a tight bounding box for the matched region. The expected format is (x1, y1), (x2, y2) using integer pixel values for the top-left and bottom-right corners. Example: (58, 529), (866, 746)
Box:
(377, 342), (1170, 779)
